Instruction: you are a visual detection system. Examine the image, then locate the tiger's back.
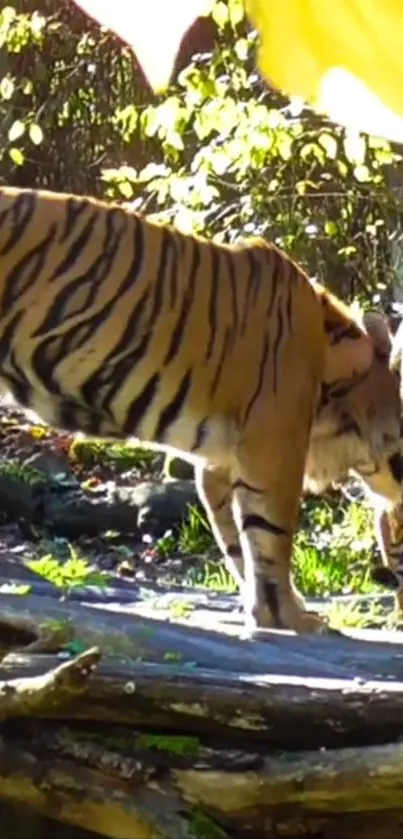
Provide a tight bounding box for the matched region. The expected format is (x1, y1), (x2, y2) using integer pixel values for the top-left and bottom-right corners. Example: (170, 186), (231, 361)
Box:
(0, 186), (324, 462)
(0, 185), (402, 636)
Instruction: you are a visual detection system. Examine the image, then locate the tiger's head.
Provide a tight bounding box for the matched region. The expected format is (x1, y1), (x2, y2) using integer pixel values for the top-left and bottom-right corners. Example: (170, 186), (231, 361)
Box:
(305, 309), (403, 504)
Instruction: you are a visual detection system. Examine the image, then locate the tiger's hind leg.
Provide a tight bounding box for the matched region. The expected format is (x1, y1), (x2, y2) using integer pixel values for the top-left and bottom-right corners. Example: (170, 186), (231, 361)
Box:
(195, 462), (245, 592)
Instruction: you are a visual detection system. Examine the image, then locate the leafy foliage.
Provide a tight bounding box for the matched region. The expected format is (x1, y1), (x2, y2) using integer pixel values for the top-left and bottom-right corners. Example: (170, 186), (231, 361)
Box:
(101, 0), (403, 306)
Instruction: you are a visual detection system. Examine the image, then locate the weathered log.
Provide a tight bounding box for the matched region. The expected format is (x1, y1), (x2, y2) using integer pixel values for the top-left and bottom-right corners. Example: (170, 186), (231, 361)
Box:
(2, 717), (403, 838)
(0, 647), (100, 717)
(2, 591), (403, 752)
(1, 560), (403, 835)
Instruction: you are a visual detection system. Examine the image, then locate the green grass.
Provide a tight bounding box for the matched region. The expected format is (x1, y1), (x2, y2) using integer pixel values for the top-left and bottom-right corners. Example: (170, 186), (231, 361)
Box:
(294, 496), (378, 598)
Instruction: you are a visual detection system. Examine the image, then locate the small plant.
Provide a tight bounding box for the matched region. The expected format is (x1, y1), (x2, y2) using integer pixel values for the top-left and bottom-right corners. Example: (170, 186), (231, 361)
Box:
(27, 544), (110, 596)
(294, 496), (377, 598)
(178, 505), (215, 555)
(186, 559), (236, 593)
(0, 459), (46, 487)
(155, 528), (178, 558)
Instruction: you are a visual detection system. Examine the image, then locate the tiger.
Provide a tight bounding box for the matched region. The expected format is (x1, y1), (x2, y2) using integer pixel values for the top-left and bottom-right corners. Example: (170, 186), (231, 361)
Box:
(0, 184), (402, 636)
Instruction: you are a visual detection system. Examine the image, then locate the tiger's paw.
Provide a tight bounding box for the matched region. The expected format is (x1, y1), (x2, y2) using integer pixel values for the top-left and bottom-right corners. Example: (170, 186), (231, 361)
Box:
(243, 596), (336, 637)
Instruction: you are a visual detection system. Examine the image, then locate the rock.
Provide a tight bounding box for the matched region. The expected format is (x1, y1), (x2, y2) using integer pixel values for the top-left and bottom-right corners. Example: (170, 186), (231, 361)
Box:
(134, 480), (198, 538)
(162, 454), (195, 482)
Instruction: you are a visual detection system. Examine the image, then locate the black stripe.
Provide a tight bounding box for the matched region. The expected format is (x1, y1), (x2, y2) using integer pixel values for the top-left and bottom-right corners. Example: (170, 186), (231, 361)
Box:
(227, 544), (242, 558)
(150, 230), (170, 321)
(272, 303), (284, 393)
(215, 495), (231, 511)
(32, 301), (118, 395)
(0, 311), (30, 406)
(232, 478), (264, 494)
(248, 249), (262, 307)
(320, 373), (367, 407)
(164, 239), (200, 365)
(50, 212), (97, 280)
(205, 247), (220, 360)
(81, 290), (151, 410)
(389, 453), (403, 484)
(243, 334), (269, 424)
(36, 270), (104, 333)
(168, 234), (181, 308)
(241, 253), (256, 335)
(266, 253), (281, 317)
(154, 370), (192, 441)
(210, 325), (231, 396)
(263, 579), (282, 628)
(0, 225), (57, 316)
(34, 212), (122, 335)
(123, 373), (160, 434)
(59, 197), (90, 242)
(190, 418), (208, 452)
(286, 282), (293, 331)
(224, 251), (239, 332)
(242, 513), (288, 537)
(0, 191), (35, 255)
(0, 311), (23, 364)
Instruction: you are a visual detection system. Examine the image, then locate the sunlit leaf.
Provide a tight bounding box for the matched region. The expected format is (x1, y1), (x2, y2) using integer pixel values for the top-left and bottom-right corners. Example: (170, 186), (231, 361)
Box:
(8, 119), (25, 141)
(0, 75), (14, 100)
(8, 147), (24, 165)
(29, 122), (43, 145)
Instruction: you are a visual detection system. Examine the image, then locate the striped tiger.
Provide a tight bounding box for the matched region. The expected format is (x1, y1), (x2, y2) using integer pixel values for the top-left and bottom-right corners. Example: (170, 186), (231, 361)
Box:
(0, 185), (402, 636)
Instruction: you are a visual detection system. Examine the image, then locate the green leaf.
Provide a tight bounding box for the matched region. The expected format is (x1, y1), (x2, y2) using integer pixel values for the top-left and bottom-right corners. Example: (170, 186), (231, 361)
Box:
(29, 123), (44, 145)
(9, 147), (24, 165)
(8, 119), (25, 141)
(318, 132), (338, 159)
(324, 220), (338, 236)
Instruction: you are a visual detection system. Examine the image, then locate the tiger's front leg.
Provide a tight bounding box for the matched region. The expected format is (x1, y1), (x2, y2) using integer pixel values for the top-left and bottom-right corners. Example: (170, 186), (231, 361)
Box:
(372, 502), (403, 614)
(231, 402), (328, 635)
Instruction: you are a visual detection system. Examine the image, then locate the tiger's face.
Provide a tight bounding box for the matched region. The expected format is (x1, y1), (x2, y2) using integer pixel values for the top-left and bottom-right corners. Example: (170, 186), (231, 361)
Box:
(305, 310), (403, 503)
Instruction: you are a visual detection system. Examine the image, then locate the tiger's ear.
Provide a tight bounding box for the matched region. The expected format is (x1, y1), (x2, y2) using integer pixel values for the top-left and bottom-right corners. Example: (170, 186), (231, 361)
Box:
(362, 310), (393, 361)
